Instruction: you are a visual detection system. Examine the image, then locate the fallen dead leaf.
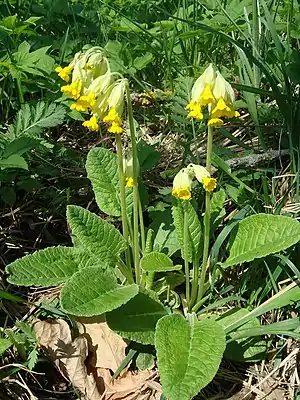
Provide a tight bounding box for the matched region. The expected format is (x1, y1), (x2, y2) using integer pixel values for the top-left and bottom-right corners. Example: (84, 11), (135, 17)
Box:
(34, 319), (161, 400)
(98, 368), (162, 400)
(77, 316), (127, 371)
(34, 319), (102, 400)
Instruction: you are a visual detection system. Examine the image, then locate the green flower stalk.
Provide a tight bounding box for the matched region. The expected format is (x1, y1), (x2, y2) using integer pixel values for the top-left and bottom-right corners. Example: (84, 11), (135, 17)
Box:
(185, 64), (240, 305)
(125, 80), (142, 284)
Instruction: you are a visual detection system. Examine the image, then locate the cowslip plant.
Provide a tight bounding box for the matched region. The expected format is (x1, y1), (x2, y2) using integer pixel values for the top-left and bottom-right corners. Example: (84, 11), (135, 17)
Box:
(5, 53), (300, 400)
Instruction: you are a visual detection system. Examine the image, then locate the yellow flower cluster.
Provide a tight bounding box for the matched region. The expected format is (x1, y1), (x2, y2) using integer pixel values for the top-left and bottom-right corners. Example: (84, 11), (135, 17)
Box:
(172, 164), (217, 200)
(186, 64), (239, 127)
(55, 47), (126, 134)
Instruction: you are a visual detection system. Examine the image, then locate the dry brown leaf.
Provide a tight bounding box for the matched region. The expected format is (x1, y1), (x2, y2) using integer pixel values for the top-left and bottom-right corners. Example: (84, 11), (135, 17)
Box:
(98, 368), (162, 400)
(77, 316), (127, 371)
(34, 319), (102, 400)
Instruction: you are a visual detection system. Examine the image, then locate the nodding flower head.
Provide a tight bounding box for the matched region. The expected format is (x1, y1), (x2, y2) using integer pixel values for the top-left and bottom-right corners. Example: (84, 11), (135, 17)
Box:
(186, 64), (239, 126)
(102, 79), (126, 134)
(70, 72), (112, 112)
(172, 168), (193, 200)
(123, 154), (138, 188)
(189, 163), (217, 192)
(172, 164), (217, 200)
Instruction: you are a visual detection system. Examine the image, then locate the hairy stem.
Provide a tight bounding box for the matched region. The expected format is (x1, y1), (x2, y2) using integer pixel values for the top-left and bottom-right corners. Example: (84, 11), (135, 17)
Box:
(115, 134), (131, 271)
(198, 124), (213, 301)
(183, 203), (190, 308)
(125, 80), (141, 284)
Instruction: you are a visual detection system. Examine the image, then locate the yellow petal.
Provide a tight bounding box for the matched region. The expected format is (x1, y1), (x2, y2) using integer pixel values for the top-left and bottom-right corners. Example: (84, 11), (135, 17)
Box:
(208, 118), (224, 127)
(82, 115), (99, 131)
(202, 177), (217, 192)
(108, 122), (123, 134)
(125, 177), (134, 188)
(199, 84), (215, 106)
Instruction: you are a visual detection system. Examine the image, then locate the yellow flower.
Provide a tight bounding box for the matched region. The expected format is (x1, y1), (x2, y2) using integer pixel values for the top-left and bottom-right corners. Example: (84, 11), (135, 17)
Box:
(103, 107), (122, 125)
(213, 72), (235, 104)
(208, 118), (224, 127)
(108, 121), (123, 134)
(188, 164), (217, 192)
(82, 115), (99, 131)
(55, 65), (73, 82)
(102, 80), (126, 133)
(107, 79), (126, 116)
(61, 79), (82, 100)
(199, 84), (215, 106)
(125, 176), (134, 188)
(70, 92), (96, 112)
(211, 98), (233, 119)
(202, 177), (217, 192)
(172, 168), (193, 201)
(187, 102), (203, 120)
(187, 65), (239, 124)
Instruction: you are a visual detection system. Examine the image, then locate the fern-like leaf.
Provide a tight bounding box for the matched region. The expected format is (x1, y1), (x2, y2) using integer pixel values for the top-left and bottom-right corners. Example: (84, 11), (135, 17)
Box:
(7, 101), (66, 138)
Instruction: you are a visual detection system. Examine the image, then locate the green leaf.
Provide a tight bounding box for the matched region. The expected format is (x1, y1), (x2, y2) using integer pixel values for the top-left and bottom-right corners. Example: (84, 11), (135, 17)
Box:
(172, 198), (202, 262)
(0, 187), (16, 206)
(210, 188), (226, 232)
(217, 308), (267, 362)
(60, 266), (138, 317)
(2, 136), (41, 158)
(0, 338), (13, 355)
(6, 246), (92, 287)
(222, 214), (300, 268)
(155, 314), (226, 400)
(134, 52), (154, 70)
(137, 140), (160, 172)
(141, 251), (181, 272)
(225, 283), (300, 334)
(107, 290), (167, 344)
(28, 348), (38, 370)
(0, 154), (28, 170)
(7, 102), (65, 138)
(86, 147), (121, 216)
(150, 209), (180, 256)
(67, 205), (127, 263)
(136, 352), (155, 371)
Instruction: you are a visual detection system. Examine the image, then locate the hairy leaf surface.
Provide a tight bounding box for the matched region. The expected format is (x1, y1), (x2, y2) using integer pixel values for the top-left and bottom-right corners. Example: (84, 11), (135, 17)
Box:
(6, 246), (89, 286)
(223, 214), (300, 267)
(107, 290), (167, 344)
(67, 205), (127, 263)
(141, 251), (181, 272)
(86, 147), (121, 216)
(155, 314), (225, 400)
(60, 267), (138, 317)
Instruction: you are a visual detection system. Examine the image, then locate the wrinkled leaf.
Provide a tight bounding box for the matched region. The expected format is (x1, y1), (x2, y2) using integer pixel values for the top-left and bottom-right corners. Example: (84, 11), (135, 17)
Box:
(60, 267), (139, 317)
(223, 214), (300, 267)
(155, 314), (225, 400)
(107, 291), (167, 345)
